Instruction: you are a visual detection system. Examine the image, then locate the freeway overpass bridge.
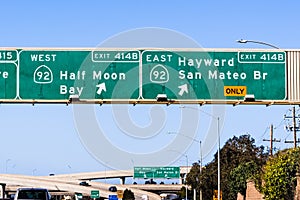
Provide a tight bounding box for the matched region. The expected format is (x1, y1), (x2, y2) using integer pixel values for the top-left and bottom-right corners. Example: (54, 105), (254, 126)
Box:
(51, 166), (191, 184)
(0, 174), (161, 200)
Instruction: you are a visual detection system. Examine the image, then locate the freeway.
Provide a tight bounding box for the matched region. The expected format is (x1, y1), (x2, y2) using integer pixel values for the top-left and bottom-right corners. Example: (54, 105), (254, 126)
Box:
(0, 174), (161, 200)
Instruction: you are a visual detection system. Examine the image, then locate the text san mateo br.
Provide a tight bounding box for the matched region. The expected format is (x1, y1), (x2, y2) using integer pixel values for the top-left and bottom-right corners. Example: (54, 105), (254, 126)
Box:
(145, 53), (268, 80)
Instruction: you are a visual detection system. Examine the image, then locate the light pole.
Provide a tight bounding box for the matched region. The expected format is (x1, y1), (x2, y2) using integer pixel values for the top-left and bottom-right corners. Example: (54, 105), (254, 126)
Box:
(5, 159), (11, 173)
(236, 39), (280, 49)
(199, 141), (202, 200)
(217, 117), (220, 200)
(168, 132), (202, 200)
(180, 106), (221, 200)
(184, 154), (188, 200)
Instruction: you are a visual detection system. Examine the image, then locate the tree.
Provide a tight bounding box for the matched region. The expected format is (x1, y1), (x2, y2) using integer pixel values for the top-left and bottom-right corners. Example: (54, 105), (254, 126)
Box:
(260, 148), (300, 200)
(186, 134), (268, 200)
(123, 189), (135, 200)
(219, 134), (267, 199)
(186, 162), (201, 189)
(186, 161), (216, 200)
(228, 161), (260, 199)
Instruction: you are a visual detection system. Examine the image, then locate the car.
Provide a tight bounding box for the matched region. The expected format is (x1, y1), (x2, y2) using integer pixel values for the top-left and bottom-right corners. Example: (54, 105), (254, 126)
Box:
(79, 181), (90, 186)
(145, 179), (157, 184)
(14, 188), (51, 200)
(108, 186), (117, 192)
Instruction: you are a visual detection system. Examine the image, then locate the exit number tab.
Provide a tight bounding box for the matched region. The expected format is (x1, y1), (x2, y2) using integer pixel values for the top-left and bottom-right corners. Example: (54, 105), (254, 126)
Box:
(0, 50), (18, 62)
(238, 51), (286, 63)
(92, 50), (140, 62)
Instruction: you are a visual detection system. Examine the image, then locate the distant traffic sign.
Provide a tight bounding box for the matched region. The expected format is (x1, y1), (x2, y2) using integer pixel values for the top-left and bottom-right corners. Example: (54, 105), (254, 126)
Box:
(108, 195), (118, 200)
(142, 50), (286, 100)
(19, 50), (140, 100)
(91, 190), (100, 198)
(134, 166), (180, 179)
(117, 190), (123, 199)
(75, 193), (83, 200)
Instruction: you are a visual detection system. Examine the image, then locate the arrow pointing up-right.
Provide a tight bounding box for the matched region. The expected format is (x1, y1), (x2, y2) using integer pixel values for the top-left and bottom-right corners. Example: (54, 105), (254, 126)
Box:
(96, 83), (106, 95)
(178, 84), (188, 96)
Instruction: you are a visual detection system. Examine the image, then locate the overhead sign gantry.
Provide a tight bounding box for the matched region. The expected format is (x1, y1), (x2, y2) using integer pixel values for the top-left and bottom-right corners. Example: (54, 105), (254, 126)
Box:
(0, 48), (292, 105)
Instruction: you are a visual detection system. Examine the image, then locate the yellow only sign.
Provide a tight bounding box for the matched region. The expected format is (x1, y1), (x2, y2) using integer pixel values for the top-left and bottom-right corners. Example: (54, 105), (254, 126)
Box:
(224, 86), (247, 97)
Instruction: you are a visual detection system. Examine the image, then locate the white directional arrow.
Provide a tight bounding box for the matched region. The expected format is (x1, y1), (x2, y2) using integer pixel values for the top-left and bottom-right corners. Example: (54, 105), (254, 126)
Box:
(96, 83), (106, 95)
(178, 84), (188, 96)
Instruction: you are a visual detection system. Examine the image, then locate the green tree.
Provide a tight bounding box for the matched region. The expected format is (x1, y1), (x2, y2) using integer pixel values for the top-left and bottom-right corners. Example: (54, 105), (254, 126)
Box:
(123, 189), (135, 200)
(186, 134), (267, 200)
(261, 148), (300, 200)
(228, 161), (260, 199)
(186, 162), (201, 189)
(186, 161), (216, 199)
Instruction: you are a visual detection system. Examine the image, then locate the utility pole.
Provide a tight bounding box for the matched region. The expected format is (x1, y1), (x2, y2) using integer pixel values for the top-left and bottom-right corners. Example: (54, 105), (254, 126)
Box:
(284, 106), (300, 148)
(263, 124), (280, 156)
(293, 106), (297, 148)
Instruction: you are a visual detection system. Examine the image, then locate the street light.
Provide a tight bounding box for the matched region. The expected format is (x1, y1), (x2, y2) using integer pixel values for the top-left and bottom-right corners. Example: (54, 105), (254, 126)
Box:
(184, 154), (188, 200)
(180, 106), (221, 200)
(236, 39), (280, 49)
(168, 132), (202, 200)
(32, 168), (37, 176)
(5, 159), (11, 173)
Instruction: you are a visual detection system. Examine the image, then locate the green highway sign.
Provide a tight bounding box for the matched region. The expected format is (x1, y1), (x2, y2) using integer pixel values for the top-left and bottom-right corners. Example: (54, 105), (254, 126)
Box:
(0, 63), (17, 99)
(134, 166), (180, 179)
(75, 193), (83, 200)
(91, 190), (99, 198)
(19, 50), (140, 100)
(0, 50), (18, 99)
(0, 48), (291, 103)
(142, 50), (286, 100)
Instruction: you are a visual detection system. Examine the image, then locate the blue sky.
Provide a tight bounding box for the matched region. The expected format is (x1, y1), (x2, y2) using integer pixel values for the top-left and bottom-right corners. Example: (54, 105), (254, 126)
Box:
(0, 1), (299, 177)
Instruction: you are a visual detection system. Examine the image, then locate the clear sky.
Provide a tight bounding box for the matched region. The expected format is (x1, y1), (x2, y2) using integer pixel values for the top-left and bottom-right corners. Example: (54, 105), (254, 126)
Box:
(0, 1), (299, 177)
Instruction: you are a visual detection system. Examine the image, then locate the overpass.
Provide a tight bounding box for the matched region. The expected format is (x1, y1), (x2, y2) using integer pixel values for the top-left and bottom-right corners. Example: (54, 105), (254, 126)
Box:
(0, 167), (191, 199)
(0, 174), (161, 200)
(51, 166), (191, 184)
